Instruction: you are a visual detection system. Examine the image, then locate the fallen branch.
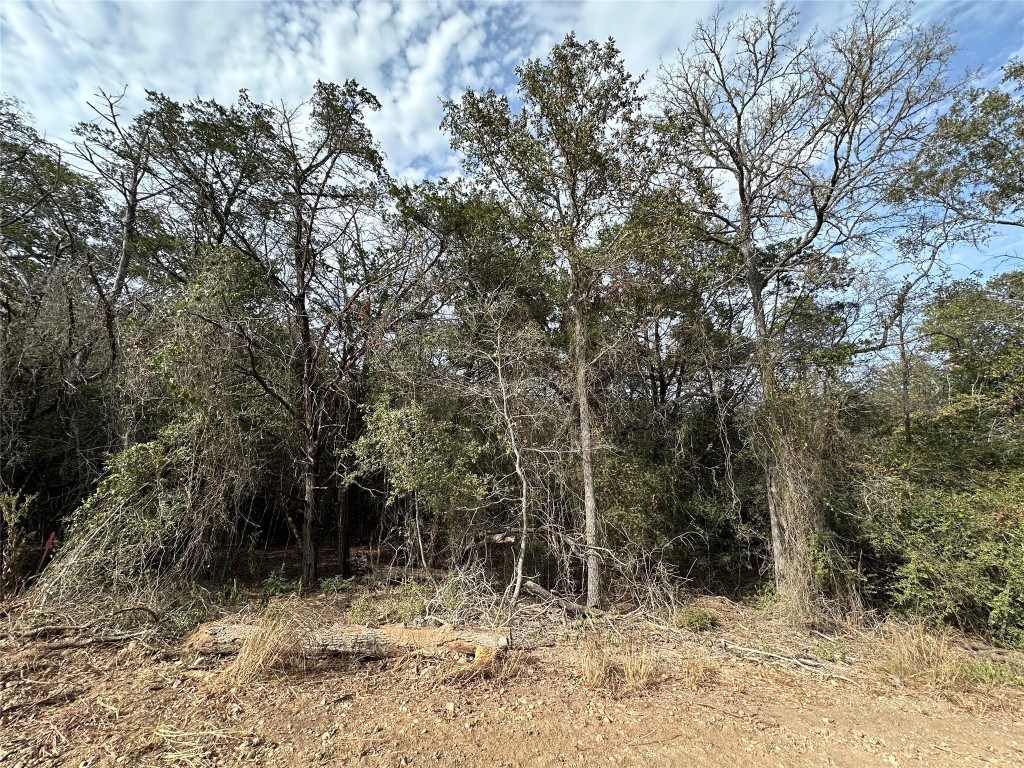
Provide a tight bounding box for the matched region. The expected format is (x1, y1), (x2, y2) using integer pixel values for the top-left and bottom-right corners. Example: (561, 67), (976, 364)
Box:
(717, 640), (858, 685)
(29, 632), (150, 654)
(523, 580), (606, 617)
(186, 620), (511, 658)
(0, 687), (82, 716)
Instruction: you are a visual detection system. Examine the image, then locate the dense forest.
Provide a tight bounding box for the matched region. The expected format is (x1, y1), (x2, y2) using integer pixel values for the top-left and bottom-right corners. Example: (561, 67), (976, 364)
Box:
(2, 0), (1022, 647)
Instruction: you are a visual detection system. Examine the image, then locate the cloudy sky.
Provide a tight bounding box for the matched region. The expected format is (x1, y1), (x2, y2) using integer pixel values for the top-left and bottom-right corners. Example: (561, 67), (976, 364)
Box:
(2, 0), (1022, 268)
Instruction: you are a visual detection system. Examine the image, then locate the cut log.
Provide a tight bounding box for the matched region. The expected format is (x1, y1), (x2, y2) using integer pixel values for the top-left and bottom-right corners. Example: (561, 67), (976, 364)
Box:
(185, 620), (511, 658)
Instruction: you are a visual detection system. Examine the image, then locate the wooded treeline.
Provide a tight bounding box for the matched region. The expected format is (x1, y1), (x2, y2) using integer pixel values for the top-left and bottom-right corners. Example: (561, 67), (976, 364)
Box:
(2, 2), (1022, 644)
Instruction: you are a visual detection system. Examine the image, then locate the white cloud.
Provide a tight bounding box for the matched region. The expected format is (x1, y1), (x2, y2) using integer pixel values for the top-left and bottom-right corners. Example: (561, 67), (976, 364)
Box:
(2, 0), (1021, 191)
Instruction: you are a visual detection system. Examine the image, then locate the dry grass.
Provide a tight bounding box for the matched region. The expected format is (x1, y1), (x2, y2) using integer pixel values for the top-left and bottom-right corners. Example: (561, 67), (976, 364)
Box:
(580, 636), (662, 694)
(218, 597), (323, 685)
(622, 640), (660, 689)
(680, 659), (718, 691)
(441, 646), (526, 684)
(873, 622), (970, 690)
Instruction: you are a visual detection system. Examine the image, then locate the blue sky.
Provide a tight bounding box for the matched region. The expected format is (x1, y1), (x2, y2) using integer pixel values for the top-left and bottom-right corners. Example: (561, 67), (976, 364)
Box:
(1, 0), (1022, 271)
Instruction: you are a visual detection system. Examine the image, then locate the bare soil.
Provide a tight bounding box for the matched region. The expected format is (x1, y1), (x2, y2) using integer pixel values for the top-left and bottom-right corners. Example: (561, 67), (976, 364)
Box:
(2, 598), (1022, 768)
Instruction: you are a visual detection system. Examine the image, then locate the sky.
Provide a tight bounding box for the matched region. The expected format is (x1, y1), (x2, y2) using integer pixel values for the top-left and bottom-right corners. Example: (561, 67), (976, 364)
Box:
(1, 0), (1022, 271)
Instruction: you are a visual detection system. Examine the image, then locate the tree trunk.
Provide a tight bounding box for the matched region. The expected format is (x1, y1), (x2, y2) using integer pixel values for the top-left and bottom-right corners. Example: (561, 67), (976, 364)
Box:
(898, 313), (913, 443)
(300, 451), (318, 589)
(574, 310), (601, 610)
(743, 240), (820, 618)
(186, 620), (511, 658)
(336, 483), (351, 579)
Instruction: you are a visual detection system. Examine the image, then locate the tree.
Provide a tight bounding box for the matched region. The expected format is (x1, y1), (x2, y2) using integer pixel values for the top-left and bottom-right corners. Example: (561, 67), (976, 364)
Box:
(443, 35), (652, 607)
(1, 99), (120, 534)
(900, 59), (1024, 237)
(858, 271), (1024, 647)
(657, 0), (956, 616)
(145, 82), (386, 587)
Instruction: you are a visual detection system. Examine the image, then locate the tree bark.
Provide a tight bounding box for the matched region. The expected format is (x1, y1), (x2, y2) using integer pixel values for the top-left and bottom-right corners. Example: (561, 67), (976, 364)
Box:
(336, 483), (351, 579)
(574, 310), (600, 610)
(300, 455), (318, 589)
(185, 620), (511, 658)
(743, 240), (819, 618)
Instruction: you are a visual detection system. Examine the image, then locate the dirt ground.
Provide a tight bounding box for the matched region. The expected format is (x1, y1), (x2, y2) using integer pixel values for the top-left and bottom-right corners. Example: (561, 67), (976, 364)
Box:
(2, 598), (1022, 768)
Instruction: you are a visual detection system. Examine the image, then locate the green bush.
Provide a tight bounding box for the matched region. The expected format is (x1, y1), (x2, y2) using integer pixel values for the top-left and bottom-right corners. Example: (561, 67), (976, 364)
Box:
(262, 567), (301, 597)
(862, 471), (1024, 648)
(320, 575), (355, 594)
(674, 605), (718, 632)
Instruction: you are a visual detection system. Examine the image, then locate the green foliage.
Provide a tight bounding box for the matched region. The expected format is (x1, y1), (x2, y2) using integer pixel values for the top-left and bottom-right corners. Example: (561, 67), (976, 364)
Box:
(344, 581), (428, 625)
(963, 658), (1024, 687)
(862, 473), (1024, 647)
(32, 407), (257, 612)
(902, 58), (1024, 231)
(386, 580), (429, 624)
(597, 453), (670, 548)
(262, 567), (301, 598)
(856, 271), (1024, 646)
(346, 592), (377, 624)
(0, 493), (34, 597)
(320, 575), (356, 594)
(355, 399), (487, 517)
(813, 637), (851, 664)
(673, 605), (718, 632)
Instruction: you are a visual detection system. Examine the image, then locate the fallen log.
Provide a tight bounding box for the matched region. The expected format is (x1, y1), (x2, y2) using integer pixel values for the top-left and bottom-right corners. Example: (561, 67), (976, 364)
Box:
(185, 620), (511, 658)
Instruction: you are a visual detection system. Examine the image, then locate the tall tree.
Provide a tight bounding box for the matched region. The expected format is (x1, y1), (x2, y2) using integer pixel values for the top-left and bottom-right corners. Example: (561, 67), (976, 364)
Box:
(146, 82), (386, 586)
(443, 35), (651, 607)
(657, 0), (956, 615)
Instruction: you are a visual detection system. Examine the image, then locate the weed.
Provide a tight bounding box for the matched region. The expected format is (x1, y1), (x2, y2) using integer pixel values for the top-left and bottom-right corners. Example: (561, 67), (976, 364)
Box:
(750, 586), (780, 611)
(320, 575), (355, 594)
(674, 605), (718, 632)
(813, 637), (851, 663)
(342, 580), (427, 625)
(622, 641), (660, 690)
(262, 567), (300, 598)
(385, 580), (428, 623)
(580, 636), (661, 694)
(580, 639), (617, 691)
(346, 592), (377, 623)
(245, 531), (262, 580)
(220, 597), (320, 685)
(874, 622), (968, 689)
(963, 659), (1024, 687)
(681, 659), (718, 691)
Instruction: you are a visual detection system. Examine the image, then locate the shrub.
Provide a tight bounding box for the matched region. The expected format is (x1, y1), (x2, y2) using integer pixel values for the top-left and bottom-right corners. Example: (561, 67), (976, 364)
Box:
(263, 567), (301, 597)
(320, 575), (356, 594)
(674, 605), (718, 632)
(862, 472), (1024, 648)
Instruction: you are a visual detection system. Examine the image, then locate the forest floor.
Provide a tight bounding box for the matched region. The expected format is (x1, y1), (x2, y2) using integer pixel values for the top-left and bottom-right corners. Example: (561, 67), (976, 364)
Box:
(2, 587), (1023, 768)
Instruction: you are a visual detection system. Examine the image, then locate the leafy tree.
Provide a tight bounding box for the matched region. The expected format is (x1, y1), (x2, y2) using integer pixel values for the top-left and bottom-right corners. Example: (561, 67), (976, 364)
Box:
(141, 82), (387, 586)
(1, 99), (120, 536)
(900, 59), (1024, 237)
(860, 271), (1024, 646)
(443, 35), (653, 607)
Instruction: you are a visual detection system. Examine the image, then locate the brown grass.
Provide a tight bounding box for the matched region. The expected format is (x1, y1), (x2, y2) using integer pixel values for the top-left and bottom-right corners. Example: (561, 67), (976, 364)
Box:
(579, 636), (662, 694)
(218, 597), (323, 685)
(681, 659), (718, 691)
(441, 646), (526, 684)
(873, 622), (970, 690)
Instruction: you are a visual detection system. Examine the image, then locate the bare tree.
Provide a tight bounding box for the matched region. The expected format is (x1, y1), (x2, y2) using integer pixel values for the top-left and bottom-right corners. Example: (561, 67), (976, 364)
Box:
(657, 0), (956, 616)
